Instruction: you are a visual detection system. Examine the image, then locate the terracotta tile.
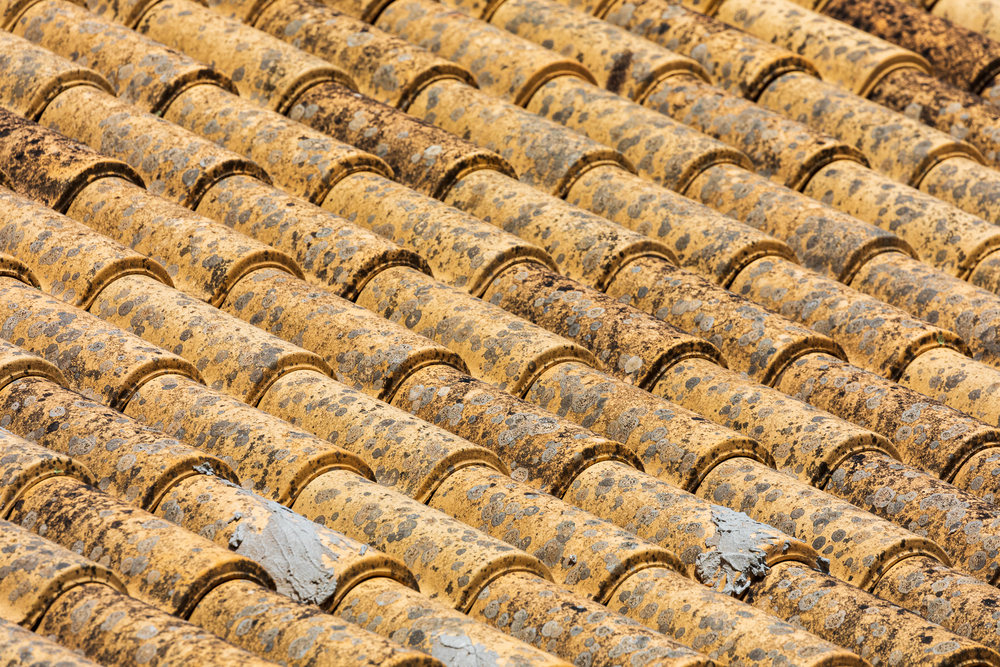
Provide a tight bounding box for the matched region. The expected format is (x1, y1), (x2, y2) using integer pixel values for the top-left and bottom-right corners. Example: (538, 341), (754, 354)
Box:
(0, 615), (104, 667)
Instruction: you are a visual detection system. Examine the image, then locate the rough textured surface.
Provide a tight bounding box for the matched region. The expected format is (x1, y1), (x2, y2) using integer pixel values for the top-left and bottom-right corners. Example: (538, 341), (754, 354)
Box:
(137, 0), (354, 114)
(357, 266), (597, 397)
(165, 84), (392, 204)
(67, 176), (301, 306)
(698, 457), (946, 590)
(0, 30), (114, 121)
(526, 76), (751, 194)
(290, 81), (517, 199)
(565, 165), (796, 286)
(0, 615), (105, 667)
(822, 0), (1000, 93)
(603, 0), (820, 100)
(259, 369), (507, 504)
(526, 361), (772, 492)
(440, 170), (676, 292)
(917, 157), (1000, 228)
(642, 75), (864, 191)
(776, 352), (1000, 481)
(567, 461), (820, 594)
(482, 262), (720, 389)
(39, 86), (269, 208)
(467, 572), (713, 667)
(13, 0), (235, 115)
(409, 79), (631, 197)
(930, 0), (1000, 48)
(376, 0), (594, 106)
(336, 577), (572, 667)
(254, 0), (474, 110)
(0, 429), (93, 519)
(0, 105), (143, 213)
(0, 186), (172, 308)
(729, 257), (964, 381)
(156, 473), (417, 609)
(901, 347), (1000, 429)
(291, 470), (551, 612)
(653, 358), (896, 487)
(10, 475), (274, 618)
(758, 73), (982, 187)
(0, 376), (238, 510)
(325, 171), (554, 296)
(429, 465), (684, 602)
(715, 0), (930, 96)
(224, 268), (467, 401)
(869, 69), (1000, 167)
(126, 372), (372, 503)
(191, 579), (439, 667)
(392, 364), (637, 497)
(0, 276), (201, 410)
(486, 0), (708, 102)
(38, 583), (279, 667)
(747, 562), (1000, 667)
(606, 256), (845, 386)
(197, 175), (429, 301)
(690, 163), (913, 283)
(825, 451), (1000, 586)
(91, 275), (330, 406)
(803, 160), (1000, 279)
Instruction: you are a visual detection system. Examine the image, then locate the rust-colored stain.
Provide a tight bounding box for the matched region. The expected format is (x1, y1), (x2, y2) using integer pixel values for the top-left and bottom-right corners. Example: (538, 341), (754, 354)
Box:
(0, 376), (238, 510)
(165, 84), (393, 204)
(324, 171), (555, 296)
(408, 79), (631, 197)
(124, 373), (374, 504)
(0, 277), (202, 410)
(526, 361), (772, 491)
(467, 571), (713, 667)
(641, 74), (865, 191)
(605, 256), (845, 386)
(376, 0), (594, 106)
(89, 275), (329, 406)
(729, 257), (966, 381)
(197, 175), (429, 302)
(9, 475), (274, 618)
(191, 579), (440, 667)
(156, 473), (419, 609)
(776, 352), (1000, 482)
(481, 262), (721, 388)
(428, 464), (684, 602)
(258, 369), (508, 503)
(747, 562), (1000, 667)
(653, 358), (896, 487)
(357, 266), (598, 397)
(223, 268), (468, 401)
(603, 0), (821, 100)
(254, 0), (474, 110)
(38, 583), (280, 667)
(136, 0), (355, 113)
(290, 470), (552, 612)
(336, 577), (573, 667)
(391, 364), (638, 497)
(0, 186), (171, 308)
(13, 0), (235, 115)
(565, 165), (797, 286)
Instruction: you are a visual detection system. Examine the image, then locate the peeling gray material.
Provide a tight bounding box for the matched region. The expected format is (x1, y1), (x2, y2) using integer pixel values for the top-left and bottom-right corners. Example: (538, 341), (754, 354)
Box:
(218, 480), (343, 606)
(694, 504), (786, 596)
(430, 633), (507, 667)
(192, 462), (217, 476)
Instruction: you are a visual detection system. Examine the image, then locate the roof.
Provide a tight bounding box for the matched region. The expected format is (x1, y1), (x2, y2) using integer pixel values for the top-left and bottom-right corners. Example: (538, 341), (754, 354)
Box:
(0, 0), (998, 666)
